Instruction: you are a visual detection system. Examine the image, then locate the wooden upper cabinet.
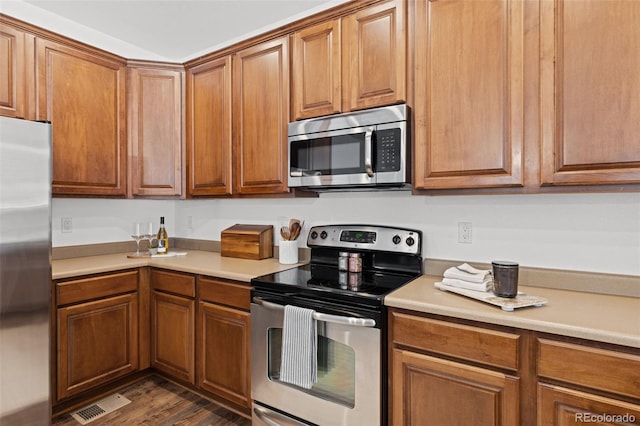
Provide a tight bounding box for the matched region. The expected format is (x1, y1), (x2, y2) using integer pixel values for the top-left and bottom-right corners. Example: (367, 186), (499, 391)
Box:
(232, 36), (290, 195)
(36, 38), (127, 196)
(413, 0), (524, 189)
(128, 64), (184, 197)
(0, 22), (34, 119)
(540, 0), (640, 185)
(292, 19), (342, 120)
(291, 0), (406, 120)
(343, 0), (406, 112)
(186, 56), (233, 196)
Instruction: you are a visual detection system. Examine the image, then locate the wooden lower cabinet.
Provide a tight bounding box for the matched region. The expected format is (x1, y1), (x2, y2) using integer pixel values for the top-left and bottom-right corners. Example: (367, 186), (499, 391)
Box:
(150, 269), (196, 384)
(151, 290), (195, 383)
(390, 309), (640, 426)
(56, 292), (138, 400)
(536, 337), (640, 426)
(55, 270), (139, 402)
(197, 301), (251, 409)
(389, 309), (522, 425)
(392, 349), (519, 425)
(149, 270), (251, 411)
(538, 384), (640, 426)
(197, 276), (251, 411)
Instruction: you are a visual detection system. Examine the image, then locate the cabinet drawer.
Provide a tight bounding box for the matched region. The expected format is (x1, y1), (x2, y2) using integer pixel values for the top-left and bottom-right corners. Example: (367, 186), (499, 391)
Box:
(198, 276), (250, 311)
(151, 269), (195, 298)
(56, 270), (138, 306)
(537, 338), (640, 399)
(390, 311), (520, 370)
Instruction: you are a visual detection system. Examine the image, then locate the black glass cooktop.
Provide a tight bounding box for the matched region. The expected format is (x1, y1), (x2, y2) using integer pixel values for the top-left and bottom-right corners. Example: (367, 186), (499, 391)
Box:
(251, 264), (420, 308)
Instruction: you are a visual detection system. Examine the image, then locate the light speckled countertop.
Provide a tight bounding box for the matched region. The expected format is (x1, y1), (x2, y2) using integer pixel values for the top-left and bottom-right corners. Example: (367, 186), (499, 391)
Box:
(52, 250), (302, 282)
(386, 275), (640, 348)
(52, 251), (640, 348)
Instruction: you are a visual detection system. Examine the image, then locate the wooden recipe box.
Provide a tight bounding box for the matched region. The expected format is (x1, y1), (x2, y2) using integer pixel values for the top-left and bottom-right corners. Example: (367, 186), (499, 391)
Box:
(221, 224), (274, 260)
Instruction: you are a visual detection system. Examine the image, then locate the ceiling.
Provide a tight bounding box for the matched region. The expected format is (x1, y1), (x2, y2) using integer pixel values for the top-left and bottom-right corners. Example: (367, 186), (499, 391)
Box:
(13, 0), (348, 62)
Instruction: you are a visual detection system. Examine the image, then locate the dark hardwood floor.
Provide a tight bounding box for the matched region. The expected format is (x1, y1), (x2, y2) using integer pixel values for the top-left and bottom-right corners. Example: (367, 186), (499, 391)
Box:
(52, 376), (250, 426)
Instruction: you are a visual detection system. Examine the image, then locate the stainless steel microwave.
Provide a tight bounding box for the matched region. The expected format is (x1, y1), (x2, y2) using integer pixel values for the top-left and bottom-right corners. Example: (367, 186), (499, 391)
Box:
(288, 104), (410, 191)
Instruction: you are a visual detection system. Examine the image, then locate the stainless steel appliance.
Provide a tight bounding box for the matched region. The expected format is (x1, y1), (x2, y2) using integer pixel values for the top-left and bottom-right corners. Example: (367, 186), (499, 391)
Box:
(251, 224), (422, 425)
(0, 117), (52, 425)
(288, 105), (410, 191)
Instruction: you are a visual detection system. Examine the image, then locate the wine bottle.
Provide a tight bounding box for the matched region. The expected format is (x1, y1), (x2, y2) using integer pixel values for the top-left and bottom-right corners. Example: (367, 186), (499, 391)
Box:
(157, 216), (169, 255)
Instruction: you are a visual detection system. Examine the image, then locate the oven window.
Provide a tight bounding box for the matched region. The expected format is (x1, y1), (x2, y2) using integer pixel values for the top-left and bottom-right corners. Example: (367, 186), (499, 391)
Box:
(267, 328), (356, 407)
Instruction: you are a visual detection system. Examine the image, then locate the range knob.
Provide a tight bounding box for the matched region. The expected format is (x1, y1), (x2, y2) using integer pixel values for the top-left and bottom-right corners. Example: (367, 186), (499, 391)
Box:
(320, 231), (328, 239)
(406, 236), (415, 247)
(310, 231), (318, 240)
(392, 235), (402, 245)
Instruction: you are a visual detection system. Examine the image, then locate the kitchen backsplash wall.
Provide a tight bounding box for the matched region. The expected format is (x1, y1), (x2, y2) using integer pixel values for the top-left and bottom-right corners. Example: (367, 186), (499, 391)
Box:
(52, 192), (640, 276)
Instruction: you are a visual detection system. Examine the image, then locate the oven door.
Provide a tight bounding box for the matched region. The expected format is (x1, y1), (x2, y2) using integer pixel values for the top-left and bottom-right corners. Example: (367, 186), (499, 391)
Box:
(288, 126), (375, 188)
(251, 295), (381, 426)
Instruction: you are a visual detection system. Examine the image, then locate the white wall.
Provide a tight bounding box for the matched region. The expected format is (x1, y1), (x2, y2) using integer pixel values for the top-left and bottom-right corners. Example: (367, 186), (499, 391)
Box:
(9, 1), (640, 276)
(53, 192), (640, 276)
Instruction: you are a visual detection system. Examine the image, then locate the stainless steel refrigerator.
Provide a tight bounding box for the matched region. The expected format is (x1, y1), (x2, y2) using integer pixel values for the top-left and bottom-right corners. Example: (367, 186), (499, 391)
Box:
(0, 116), (52, 425)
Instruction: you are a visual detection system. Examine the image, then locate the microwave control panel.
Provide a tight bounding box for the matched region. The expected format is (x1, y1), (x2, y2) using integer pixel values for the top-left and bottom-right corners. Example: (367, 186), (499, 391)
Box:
(375, 128), (402, 172)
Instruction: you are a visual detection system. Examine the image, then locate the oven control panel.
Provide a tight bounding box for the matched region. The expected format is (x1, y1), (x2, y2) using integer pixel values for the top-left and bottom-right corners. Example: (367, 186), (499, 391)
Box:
(307, 224), (421, 255)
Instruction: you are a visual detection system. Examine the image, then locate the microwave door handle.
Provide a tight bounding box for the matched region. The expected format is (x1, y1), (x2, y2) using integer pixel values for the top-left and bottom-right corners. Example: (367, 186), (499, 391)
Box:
(252, 297), (376, 327)
(364, 127), (374, 177)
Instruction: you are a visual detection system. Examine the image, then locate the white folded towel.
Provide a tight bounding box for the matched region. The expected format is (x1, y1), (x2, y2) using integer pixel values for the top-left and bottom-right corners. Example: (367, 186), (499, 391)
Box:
(279, 305), (317, 389)
(443, 263), (492, 284)
(440, 277), (490, 292)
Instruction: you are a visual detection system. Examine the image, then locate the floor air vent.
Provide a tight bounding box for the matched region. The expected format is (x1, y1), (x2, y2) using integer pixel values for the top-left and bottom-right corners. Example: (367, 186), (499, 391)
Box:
(71, 393), (131, 425)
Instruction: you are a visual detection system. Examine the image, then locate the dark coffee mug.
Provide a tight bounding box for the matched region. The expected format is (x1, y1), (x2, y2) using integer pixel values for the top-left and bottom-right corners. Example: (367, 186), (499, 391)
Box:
(492, 261), (519, 298)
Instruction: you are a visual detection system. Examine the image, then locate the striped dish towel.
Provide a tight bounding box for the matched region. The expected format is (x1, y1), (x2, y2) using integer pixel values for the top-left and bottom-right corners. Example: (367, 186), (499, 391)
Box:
(279, 305), (317, 389)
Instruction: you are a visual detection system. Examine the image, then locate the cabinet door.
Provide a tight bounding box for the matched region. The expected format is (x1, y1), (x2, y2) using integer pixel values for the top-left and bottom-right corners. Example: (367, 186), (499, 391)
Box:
(36, 38), (127, 196)
(232, 36), (290, 195)
(540, 0), (640, 185)
(57, 293), (138, 400)
(391, 348), (519, 425)
(292, 19), (342, 120)
(186, 56), (233, 196)
(343, 0), (406, 111)
(538, 384), (640, 426)
(198, 301), (251, 409)
(128, 66), (184, 197)
(413, 0), (524, 189)
(151, 290), (195, 384)
(0, 22), (32, 119)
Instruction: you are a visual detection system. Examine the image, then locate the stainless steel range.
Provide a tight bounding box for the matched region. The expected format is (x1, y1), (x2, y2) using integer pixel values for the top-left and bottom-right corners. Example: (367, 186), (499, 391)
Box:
(251, 224), (422, 425)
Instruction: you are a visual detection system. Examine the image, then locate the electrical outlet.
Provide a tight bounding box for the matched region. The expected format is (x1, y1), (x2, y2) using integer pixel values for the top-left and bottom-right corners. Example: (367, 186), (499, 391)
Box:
(187, 215), (193, 230)
(62, 217), (73, 233)
(458, 222), (472, 243)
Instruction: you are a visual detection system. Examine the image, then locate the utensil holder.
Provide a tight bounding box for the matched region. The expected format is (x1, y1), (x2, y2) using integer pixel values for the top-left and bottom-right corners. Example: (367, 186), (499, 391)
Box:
(279, 240), (298, 264)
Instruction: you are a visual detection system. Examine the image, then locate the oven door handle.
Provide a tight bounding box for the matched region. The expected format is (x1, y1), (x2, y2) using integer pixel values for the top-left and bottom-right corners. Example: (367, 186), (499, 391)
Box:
(253, 404), (309, 426)
(252, 297), (377, 327)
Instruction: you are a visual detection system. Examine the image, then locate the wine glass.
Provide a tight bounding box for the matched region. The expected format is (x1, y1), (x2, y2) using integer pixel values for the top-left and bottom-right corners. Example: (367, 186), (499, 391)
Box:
(131, 223), (144, 256)
(143, 222), (155, 253)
